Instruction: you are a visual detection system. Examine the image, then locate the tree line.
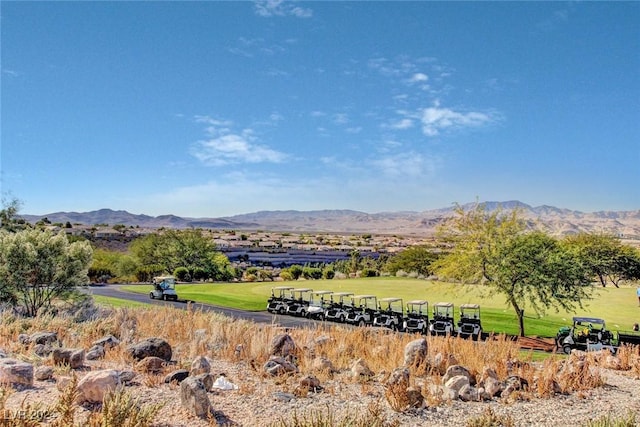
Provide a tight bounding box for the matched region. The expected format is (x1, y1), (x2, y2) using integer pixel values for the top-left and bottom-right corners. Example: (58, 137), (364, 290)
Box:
(2, 197), (639, 330)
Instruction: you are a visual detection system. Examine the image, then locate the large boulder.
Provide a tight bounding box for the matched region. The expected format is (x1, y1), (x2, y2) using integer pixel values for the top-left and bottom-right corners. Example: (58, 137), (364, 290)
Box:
(51, 348), (84, 369)
(270, 334), (296, 357)
(442, 365), (475, 385)
(30, 332), (58, 346)
(92, 335), (120, 350)
(0, 359), (33, 388)
(190, 356), (211, 376)
(403, 338), (428, 368)
(76, 370), (120, 404)
(443, 375), (470, 400)
(180, 377), (212, 418)
(164, 369), (190, 384)
(86, 345), (106, 361)
(351, 358), (374, 379)
(127, 338), (172, 361)
(263, 356), (298, 376)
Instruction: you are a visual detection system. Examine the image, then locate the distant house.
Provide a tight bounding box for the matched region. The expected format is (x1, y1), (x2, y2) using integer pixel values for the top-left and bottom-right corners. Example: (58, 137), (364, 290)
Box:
(213, 239), (230, 249)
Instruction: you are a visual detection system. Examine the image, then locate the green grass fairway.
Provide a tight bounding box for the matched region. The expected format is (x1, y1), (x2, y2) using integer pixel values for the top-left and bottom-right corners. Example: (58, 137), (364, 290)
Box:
(120, 277), (640, 338)
(92, 295), (149, 308)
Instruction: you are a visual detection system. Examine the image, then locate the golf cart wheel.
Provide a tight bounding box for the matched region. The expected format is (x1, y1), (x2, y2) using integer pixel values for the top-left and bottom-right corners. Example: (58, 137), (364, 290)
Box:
(278, 307), (285, 315)
(562, 344), (572, 355)
(163, 294), (168, 301)
(339, 315), (345, 323)
(149, 292), (154, 300)
(358, 319), (366, 327)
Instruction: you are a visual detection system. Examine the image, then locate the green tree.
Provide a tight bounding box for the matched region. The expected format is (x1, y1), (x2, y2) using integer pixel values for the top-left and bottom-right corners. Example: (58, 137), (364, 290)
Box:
(0, 229), (93, 316)
(563, 233), (639, 288)
(0, 197), (29, 232)
(384, 245), (438, 276)
(433, 203), (592, 337)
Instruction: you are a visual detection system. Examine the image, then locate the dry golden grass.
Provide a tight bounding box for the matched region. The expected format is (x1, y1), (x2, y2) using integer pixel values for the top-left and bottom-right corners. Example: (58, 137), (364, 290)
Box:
(0, 303), (629, 424)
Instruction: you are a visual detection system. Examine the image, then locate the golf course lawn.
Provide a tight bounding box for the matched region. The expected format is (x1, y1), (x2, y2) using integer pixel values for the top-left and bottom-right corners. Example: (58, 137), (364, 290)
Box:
(120, 277), (640, 338)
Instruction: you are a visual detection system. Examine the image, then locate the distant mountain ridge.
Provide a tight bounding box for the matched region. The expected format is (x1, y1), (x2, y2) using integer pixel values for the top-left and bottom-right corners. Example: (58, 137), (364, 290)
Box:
(20, 201), (640, 239)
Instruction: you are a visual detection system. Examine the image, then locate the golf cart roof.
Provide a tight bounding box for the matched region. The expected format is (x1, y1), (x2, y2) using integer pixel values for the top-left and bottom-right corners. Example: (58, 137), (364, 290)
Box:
(154, 276), (175, 281)
(573, 317), (605, 325)
(312, 290), (333, 295)
(460, 303), (480, 309)
(293, 288), (313, 293)
(353, 295), (377, 299)
(407, 300), (428, 306)
(379, 297), (402, 303)
(434, 302), (454, 308)
(332, 292), (354, 297)
(273, 286), (294, 291)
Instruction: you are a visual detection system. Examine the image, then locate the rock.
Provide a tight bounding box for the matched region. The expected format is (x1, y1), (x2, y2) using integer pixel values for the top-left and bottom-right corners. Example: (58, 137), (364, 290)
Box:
(190, 356), (211, 376)
(33, 344), (54, 357)
(34, 366), (54, 381)
(18, 334), (31, 346)
(482, 376), (503, 398)
(273, 392), (295, 402)
(480, 367), (499, 382)
(194, 373), (214, 391)
(30, 332), (58, 346)
(442, 365), (475, 386)
(92, 335), (120, 350)
(406, 387), (425, 408)
(127, 337), (172, 362)
(403, 338), (428, 368)
(263, 356), (298, 376)
(0, 359), (34, 388)
(312, 357), (335, 373)
(458, 384), (480, 402)
(164, 369), (190, 384)
(443, 375), (470, 400)
(298, 375), (322, 392)
(86, 345), (105, 361)
(136, 356), (166, 373)
(118, 370), (136, 383)
(386, 367), (410, 388)
(180, 377), (212, 418)
(270, 334), (296, 357)
(51, 348), (84, 369)
(351, 358), (374, 379)
(502, 375), (529, 399)
(76, 370), (120, 404)
(0, 349), (6, 358)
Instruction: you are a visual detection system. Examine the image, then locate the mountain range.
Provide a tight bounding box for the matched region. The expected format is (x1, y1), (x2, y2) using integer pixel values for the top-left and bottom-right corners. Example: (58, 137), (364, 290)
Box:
(20, 201), (640, 241)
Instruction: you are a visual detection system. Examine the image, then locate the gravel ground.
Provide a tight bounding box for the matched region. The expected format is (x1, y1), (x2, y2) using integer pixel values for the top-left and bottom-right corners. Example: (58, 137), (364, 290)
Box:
(4, 356), (639, 427)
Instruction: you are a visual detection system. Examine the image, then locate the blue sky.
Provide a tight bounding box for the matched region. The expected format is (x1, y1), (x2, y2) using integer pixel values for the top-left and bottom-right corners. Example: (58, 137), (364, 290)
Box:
(2, 1), (639, 217)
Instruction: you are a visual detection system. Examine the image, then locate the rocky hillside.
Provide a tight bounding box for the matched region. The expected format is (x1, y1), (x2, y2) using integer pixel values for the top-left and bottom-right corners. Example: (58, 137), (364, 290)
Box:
(21, 201), (640, 240)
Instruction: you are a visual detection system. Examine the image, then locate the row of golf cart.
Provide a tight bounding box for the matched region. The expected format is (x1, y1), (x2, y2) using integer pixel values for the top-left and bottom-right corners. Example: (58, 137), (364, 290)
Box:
(266, 287), (483, 339)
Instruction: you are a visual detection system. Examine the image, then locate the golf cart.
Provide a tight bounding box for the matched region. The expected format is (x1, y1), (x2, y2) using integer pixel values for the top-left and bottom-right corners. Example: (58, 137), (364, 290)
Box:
(403, 300), (429, 334)
(345, 295), (378, 327)
(307, 290), (333, 320)
(556, 317), (615, 354)
(285, 288), (313, 317)
(457, 304), (482, 340)
(267, 286), (295, 314)
(429, 302), (455, 336)
(373, 297), (405, 331)
(324, 292), (354, 323)
(150, 276), (178, 301)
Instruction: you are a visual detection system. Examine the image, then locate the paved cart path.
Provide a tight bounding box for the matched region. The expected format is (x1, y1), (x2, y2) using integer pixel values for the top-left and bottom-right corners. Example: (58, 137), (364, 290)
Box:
(87, 284), (320, 329)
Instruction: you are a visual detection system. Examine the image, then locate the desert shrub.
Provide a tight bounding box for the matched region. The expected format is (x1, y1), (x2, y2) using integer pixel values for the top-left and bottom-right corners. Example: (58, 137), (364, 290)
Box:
(269, 401), (399, 427)
(585, 411), (637, 427)
(465, 407), (514, 427)
(86, 386), (164, 427)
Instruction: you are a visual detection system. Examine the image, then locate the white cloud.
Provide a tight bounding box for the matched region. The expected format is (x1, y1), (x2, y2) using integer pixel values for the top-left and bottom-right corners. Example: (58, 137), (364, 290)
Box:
(254, 0), (313, 18)
(389, 118), (414, 130)
(369, 152), (439, 178)
(409, 73), (428, 83)
(420, 101), (496, 136)
(190, 117), (287, 166)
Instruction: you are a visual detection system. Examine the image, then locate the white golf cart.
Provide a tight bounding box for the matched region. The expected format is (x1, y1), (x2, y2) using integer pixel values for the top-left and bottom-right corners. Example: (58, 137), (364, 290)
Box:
(457, 303), (482, 340)
(267, 286), (295, 314)
(324, 292), (354, 323)
(403, 300), (429, 334)
(150, 276), (178, 301)
(428, 302), (455, 336)
(345, 295), (378, 327)
(373, 297), (404, 331)
(307, 290), (333, 320)
(285, 288), (313, 317)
